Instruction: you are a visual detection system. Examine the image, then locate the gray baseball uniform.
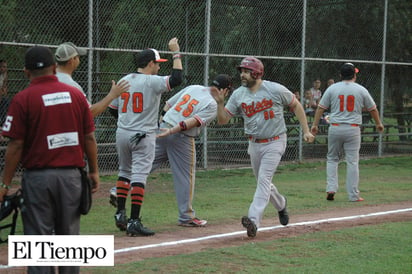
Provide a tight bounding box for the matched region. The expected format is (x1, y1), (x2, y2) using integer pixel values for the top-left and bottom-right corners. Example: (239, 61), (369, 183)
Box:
(56, 71), (92, 107)
(318, 81), (377, 201)
(224, 80), (294, 228)
(109, 73), (171, 183)
(151, 85), (217, 223)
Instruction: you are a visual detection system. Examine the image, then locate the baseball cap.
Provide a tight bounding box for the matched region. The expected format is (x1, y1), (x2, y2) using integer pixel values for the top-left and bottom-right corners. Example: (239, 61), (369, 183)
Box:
(55, 42), (87, 62)
(24, 46), (55, 70)
(137, 48), (168, 66)
(340, 63), (360, 77)
(212, 74), (233, 91)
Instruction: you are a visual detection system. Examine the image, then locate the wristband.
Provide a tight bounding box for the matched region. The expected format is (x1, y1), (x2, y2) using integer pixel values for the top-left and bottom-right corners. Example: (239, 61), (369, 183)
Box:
(179, 121), (187, 131)
(173, 54), (181, 59)
(1, 183), (10, 190)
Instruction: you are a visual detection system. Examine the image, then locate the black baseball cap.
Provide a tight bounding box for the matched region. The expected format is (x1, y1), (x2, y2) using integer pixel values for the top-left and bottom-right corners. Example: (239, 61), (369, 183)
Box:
(137, 48), (168, 67)
(25, 46), (55, 70)
(340, 63), (360, 77)
(212, 74), (233, 90)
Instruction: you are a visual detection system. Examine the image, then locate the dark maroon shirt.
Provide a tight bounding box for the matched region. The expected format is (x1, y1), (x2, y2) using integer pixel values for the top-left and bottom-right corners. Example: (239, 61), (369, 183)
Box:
(2, 75), (94, 168)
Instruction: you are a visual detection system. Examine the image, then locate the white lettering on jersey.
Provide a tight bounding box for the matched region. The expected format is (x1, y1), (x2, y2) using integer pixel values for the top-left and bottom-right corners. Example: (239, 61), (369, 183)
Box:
(47, 132), (79, 150)
(2, 115), (13, 132)
(42, 92), (72, 106)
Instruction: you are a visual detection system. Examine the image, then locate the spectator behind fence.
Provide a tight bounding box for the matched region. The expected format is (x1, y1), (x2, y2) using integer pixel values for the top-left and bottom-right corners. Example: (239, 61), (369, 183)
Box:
(310, 78), (322, 107)
(304, 89), (317, 116)
(327, 78), (335, 88)
(1, 46), (100, 274)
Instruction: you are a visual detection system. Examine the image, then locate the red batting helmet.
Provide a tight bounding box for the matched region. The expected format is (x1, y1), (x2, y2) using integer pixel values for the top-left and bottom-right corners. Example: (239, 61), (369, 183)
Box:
(237, 57), (264, 79)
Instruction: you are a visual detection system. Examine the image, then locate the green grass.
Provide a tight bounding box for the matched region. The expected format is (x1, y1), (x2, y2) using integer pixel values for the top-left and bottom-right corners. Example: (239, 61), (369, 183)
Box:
(85, 223), (412, 274)
(2, 156), (411, 273)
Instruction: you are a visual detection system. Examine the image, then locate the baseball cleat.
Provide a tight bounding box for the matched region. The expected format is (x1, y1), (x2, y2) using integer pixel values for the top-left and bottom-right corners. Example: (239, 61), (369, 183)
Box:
(326, 192), (335, 201)
(114, 209), (128, 231)
(278, 197), (289, 226)
(241, 216), (257, 238)
(126, 218), (155, 236)
(352, 197), (364, 202)
(109, 187), (117, 208)
(178, 217), (207, 227)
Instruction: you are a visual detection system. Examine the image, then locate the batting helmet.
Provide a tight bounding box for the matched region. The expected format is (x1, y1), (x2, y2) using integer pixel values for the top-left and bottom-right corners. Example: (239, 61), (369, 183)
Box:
(237, 57), (264, 79)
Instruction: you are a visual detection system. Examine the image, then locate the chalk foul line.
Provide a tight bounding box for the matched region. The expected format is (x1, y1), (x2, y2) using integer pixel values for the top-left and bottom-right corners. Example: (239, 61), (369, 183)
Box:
(114, 207), (412, 254)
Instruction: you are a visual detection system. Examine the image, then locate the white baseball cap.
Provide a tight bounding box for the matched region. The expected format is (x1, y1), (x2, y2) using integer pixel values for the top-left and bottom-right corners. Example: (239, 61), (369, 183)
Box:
(55, 42), (87, 62)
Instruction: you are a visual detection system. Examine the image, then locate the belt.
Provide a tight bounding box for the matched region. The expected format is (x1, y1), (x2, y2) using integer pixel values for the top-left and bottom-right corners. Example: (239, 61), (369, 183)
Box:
(331, 123), (359, 127)
(26, 166), (79, 171)
(249, 135), (280, 143)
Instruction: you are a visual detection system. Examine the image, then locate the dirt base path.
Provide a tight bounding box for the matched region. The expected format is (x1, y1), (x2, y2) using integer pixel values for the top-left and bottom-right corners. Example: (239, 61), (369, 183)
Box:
(1, 201), (411, 272)
(111, 201), (412, 264)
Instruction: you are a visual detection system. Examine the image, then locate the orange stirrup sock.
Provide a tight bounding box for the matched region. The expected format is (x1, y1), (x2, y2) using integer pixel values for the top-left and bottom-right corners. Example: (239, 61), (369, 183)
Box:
(130, 182), (145, 219)
(131, 183), (145, 206)
(116, 180), (130, 199)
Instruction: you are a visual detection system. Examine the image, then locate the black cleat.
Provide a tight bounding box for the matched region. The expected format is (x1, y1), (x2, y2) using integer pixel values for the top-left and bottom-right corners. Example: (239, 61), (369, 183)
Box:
(114, 209), (128, 231)
(241, 216), (257, 238)
(326, 192), (335, 201)
(278, 197), (289, 226)
(126, 218), (155, 236)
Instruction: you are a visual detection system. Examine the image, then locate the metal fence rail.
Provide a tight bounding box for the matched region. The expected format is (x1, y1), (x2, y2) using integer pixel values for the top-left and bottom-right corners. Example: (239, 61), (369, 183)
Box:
(1, 0), (411, 174)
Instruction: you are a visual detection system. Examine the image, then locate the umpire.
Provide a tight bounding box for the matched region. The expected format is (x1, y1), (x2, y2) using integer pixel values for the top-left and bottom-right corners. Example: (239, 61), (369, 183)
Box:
(0, 46), (99, 274)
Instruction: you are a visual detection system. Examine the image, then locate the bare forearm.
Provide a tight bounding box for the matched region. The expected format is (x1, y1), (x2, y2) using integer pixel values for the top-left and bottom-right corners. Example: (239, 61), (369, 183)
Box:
(293, 102), (311, 133)
(369, 108), (384, 133)
(216, 104), (231, 125)
(3, 139), (23, 185)
(90, 96), (114, 117)
(312, 107), (325, 127)
(167, 117), (200, 134)
(370, 109), (382, 125)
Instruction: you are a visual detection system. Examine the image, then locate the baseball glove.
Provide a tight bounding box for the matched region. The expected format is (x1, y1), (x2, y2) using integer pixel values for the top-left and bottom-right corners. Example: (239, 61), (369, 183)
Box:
(0, 189), (24, 243)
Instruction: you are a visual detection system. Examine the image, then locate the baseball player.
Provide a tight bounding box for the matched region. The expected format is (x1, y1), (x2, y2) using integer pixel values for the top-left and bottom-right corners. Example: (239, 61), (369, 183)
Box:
(151, 74), (233, 227)
(108, 38), (183, 236)
(311, 63), (384, 202)
(213, 57), (314, 237)
(55, 42), (130, 117)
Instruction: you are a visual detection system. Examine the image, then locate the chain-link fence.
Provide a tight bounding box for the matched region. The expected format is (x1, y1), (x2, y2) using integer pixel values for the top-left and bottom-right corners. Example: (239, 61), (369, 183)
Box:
(1, 0), (411, 174)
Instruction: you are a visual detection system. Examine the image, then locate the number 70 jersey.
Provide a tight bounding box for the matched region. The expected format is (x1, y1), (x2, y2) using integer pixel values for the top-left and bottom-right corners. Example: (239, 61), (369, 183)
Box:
(109, 73), (171, 132)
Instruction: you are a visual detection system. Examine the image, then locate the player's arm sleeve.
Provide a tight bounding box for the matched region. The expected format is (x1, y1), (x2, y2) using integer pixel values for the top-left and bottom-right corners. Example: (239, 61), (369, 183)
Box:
(317, 90), (330, 110)
(168, 69), (183, 89)
(108, 107), (118, 119)
(108, 97), (119, 119)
